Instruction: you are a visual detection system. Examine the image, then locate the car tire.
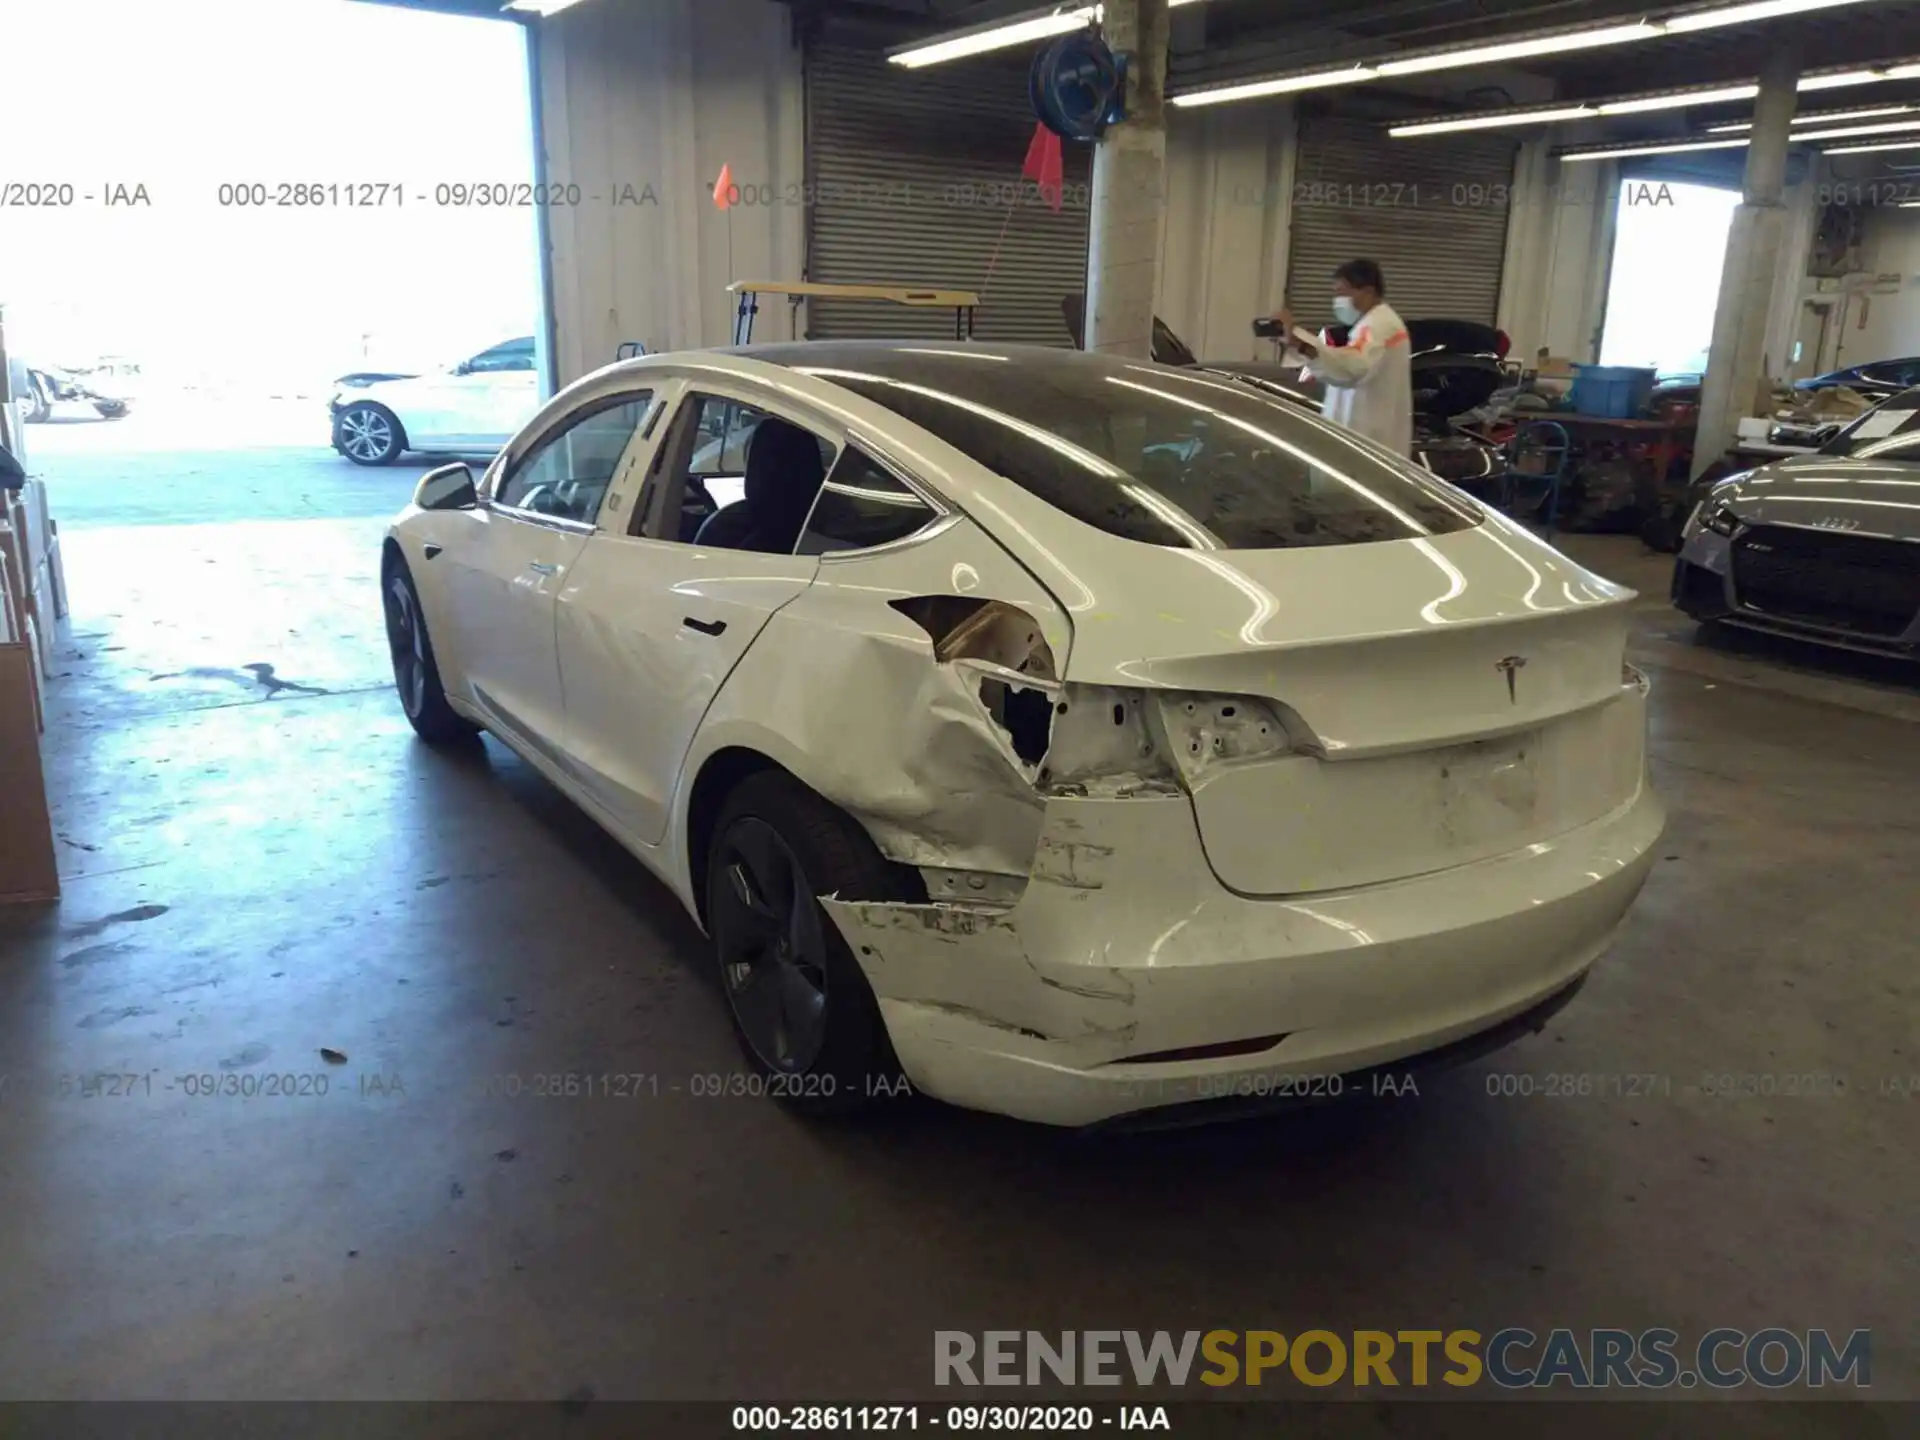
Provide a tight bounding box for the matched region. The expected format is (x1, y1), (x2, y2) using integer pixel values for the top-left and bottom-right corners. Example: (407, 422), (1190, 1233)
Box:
(382, 555), (478, 746)
(337, 402), (406, 466)
(92, 399), (129, 419)
(705, 772), (923, 1113)
(23, 376), (51, 423)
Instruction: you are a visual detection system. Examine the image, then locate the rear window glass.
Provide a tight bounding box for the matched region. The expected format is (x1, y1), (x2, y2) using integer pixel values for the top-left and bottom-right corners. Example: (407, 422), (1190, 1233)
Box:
(800, 448), (937, 554)
(800, 350), (1479, 549)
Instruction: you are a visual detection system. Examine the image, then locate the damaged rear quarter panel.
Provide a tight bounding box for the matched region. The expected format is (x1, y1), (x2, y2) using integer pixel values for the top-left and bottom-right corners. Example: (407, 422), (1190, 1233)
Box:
(678, 514), (1075, 878)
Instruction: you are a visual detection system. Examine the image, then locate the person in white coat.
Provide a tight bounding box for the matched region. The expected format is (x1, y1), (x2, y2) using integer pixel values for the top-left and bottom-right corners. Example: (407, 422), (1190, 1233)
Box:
(1274, 259), (1414, 457)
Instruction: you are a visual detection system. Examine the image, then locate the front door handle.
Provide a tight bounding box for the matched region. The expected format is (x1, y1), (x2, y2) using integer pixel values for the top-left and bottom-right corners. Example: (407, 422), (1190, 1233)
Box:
(683, 616), (727, 637)
(423, 543), (443, 559)
(527, 561), (559, 576)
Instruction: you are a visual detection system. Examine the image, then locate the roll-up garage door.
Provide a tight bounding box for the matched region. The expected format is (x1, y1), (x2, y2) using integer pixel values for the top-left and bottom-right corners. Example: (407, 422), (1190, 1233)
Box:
(804, 41), (1091, 344)
(1284, 117), (1517, 325)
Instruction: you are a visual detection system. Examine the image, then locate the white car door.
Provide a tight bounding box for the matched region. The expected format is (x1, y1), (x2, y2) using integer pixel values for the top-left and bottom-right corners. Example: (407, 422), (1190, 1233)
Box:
(413, 338), (538, 449)
(439, 388), (660, 758)
(474, 365), (540, 446)
(555, 389), (842, 845)
(460, 337), (540, 447)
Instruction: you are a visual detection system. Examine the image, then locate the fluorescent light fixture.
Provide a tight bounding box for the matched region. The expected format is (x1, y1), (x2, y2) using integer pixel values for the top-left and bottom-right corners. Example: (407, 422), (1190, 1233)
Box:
(1798, 69), (1888, 91)
(1597, 83), (1759, 115)
(1173, 65), (1380, 107)
(1562, 137), (1750, 161)
(889, 0), (1211, 69)
(1375, 22), (1659, 76)
(1890, 64), (1920, 78)
(891, 7), (1096, 68)
(1665, 0), (1879, 32)
(503, 0), (591, 13)
(1391, 74), (1888, 140)
(1390, 105), (1596, 136)
(1790, 118), (1920, 140)
(1823, 137), (1920, 153)
(1710, 104), (1913, 132)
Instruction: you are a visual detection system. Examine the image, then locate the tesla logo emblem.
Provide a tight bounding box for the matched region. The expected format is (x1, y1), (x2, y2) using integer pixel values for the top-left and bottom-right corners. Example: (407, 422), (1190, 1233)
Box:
(1811, 516), (1860, 531)
(1495, 655), (1528, 704)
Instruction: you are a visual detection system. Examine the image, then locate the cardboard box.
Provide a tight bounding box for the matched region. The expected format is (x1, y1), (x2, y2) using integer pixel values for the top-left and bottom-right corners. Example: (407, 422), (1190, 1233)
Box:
(47, 527), (68, 622)
(0, 639), (58, 902)
(0, 519), (26, 635)
(19, 613), (44, 731)
(19, 476), (50, 576)
(0, 544), (18, 643)
(25, 558), (55, 679)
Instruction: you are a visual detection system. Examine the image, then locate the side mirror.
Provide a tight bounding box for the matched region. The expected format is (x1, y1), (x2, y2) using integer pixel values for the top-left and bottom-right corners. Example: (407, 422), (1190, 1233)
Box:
(414, 462), (477, 511)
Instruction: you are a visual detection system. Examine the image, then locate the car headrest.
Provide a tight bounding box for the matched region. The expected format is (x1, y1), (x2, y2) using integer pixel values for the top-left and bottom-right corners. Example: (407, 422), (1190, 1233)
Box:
(743, 417), (826, 527)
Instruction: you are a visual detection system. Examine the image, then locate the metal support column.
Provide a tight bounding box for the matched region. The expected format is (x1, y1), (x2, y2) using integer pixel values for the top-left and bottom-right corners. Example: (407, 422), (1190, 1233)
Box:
(1085, 0), (1169, 358)
(1692, 51), (1798, 480)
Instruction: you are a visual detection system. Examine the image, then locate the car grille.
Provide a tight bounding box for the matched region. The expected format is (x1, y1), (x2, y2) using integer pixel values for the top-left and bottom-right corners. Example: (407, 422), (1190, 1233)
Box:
(1730, 524), (1920, 639)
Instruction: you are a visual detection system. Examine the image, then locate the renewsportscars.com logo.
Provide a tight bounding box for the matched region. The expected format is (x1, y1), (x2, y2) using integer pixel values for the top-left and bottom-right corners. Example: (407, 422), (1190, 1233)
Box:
(934, 1329), (1871, 1390)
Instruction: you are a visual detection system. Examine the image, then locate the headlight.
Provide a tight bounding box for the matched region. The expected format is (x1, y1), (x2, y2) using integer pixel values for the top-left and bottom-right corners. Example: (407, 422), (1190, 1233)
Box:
(1683, 501), (1740, 539)
(1702, 503), (1741, 537)
(1683, 476), (1748, 540)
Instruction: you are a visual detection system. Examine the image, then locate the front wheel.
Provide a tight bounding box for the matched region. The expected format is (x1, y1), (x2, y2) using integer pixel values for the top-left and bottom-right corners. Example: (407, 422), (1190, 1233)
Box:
(705, 773), (923, 1113)
(92, 398), (129, 419)
(382, 557), (477, 745)
(337, 402), (405, 465)
(23, 376), (51, 423)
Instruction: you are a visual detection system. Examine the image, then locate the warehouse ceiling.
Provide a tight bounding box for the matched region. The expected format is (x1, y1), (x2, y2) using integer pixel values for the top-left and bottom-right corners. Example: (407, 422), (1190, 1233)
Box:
(350, 0), (1920, 176)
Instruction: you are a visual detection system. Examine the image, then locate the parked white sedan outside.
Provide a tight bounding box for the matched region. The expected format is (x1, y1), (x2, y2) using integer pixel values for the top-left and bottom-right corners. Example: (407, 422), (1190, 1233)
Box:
(381, 343), (1664, 1127)
(332, 336), (540, 465)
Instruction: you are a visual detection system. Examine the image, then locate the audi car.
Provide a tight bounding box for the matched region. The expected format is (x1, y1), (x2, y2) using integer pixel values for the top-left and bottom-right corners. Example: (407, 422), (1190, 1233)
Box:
(1674, 387), (1920, 656)
(382, 343), (1662, 1127)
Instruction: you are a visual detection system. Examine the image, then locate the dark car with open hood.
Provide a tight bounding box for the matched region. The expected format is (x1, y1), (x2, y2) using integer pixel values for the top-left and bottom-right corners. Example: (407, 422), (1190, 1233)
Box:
(1673, 387), (1920, 657)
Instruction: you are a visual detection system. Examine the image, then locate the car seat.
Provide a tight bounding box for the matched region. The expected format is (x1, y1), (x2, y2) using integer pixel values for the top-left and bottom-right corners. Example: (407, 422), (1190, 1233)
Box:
(693, 417), (826, 553)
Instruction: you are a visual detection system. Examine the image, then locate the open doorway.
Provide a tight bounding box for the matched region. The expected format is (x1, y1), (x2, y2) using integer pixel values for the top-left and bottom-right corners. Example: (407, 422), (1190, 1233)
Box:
(1598, 180), (1742, 377)
(0, 0), (540, 721)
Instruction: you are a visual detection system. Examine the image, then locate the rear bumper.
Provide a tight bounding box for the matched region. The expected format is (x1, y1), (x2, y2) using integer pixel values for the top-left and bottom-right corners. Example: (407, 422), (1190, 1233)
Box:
(823, 783), (1664, 1128)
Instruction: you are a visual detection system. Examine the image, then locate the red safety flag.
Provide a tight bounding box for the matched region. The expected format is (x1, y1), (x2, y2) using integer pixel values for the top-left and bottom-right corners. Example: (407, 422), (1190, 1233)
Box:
(1021, 122), (1064, 213)
(712, 163), (734, 211)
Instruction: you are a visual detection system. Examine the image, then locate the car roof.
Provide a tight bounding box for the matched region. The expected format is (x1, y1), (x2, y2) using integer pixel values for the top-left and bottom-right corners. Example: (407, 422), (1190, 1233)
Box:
(738, 339), (1097, 370)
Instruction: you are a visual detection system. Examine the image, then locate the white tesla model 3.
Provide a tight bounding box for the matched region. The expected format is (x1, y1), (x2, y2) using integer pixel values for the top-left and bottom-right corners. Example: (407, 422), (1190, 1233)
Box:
(382, 343), (1663, 1127)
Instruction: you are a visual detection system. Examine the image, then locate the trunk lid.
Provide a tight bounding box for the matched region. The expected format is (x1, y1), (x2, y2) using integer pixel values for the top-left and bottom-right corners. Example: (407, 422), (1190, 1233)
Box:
(1047, 520), (1649, 894)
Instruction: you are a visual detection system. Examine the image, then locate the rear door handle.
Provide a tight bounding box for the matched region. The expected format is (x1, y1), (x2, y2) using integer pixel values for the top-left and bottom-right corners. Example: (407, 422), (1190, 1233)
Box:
(423, 543), (443, 559)
(683, 616), (727, 637)
(527, 561), (559, 576)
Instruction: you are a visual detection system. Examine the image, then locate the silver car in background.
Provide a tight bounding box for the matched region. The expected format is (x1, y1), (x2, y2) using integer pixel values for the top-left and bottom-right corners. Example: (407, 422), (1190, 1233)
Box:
(1673, 388), (1920, 656)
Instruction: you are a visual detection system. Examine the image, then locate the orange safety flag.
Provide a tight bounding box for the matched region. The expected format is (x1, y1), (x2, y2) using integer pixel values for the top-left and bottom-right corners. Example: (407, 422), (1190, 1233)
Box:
(1021, 123), (1064, 213)
(712, 163), (734, 211)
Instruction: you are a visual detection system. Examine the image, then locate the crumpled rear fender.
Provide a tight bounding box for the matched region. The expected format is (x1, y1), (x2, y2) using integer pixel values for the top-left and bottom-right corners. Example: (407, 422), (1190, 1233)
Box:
(677, 514), (1075, 881)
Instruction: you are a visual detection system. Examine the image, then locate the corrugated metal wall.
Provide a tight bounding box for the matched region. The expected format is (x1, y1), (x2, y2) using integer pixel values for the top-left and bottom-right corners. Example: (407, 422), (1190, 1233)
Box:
(534, 0), (805, 384)
(1284, 117), (1517, 325)
(803, 42), (1092, 344)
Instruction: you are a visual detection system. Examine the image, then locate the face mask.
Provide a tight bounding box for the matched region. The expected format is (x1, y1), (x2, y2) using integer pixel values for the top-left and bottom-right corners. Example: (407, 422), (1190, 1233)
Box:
(1332, 296), (1363, 326)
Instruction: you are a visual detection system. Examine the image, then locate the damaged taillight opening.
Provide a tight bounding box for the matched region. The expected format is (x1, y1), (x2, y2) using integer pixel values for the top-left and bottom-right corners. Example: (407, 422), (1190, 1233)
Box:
(892, 595), (1300, 798)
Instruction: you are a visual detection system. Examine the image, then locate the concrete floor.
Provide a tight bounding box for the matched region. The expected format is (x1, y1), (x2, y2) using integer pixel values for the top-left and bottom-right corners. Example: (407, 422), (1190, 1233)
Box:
(2, 410), (1916, 1402)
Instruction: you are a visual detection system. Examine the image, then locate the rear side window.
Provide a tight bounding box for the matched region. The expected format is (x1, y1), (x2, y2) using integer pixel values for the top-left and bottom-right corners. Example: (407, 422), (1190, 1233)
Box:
(799, 448), (937, 554)
(806, 352), (1479, 550)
